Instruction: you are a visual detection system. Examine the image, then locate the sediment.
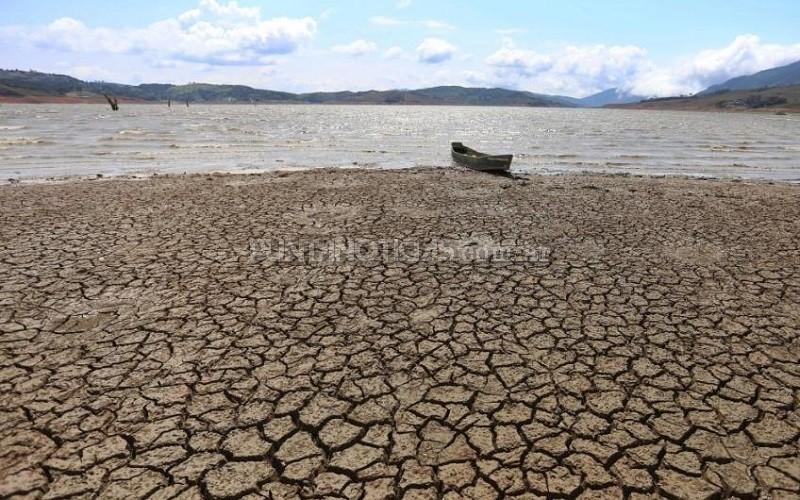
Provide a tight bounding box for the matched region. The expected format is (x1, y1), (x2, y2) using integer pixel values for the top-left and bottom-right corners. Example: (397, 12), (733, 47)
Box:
(0, 168), (798, 498)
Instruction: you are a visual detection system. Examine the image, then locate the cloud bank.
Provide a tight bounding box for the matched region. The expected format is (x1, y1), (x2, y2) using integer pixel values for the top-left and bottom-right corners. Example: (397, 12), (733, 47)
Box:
(4, 0), (316, 66)
(635, 34), (800, 95)
(486, 35), (800, 97)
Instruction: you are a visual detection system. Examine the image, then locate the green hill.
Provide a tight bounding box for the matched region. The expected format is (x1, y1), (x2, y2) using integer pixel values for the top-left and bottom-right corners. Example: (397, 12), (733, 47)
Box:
(0, 69), (572, 107)
(300, 86), (575, 106)
(0, 70), (86, 95)
(614, 85), (800, 112)
(701, 60), (800, 95)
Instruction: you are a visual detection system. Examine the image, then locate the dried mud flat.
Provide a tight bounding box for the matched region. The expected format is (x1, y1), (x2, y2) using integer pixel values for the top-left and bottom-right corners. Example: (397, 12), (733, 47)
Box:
(0, 168), (799, 499)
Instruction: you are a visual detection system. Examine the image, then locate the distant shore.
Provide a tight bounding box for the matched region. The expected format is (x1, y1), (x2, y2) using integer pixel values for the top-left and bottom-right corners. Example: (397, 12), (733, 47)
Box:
(611, 85), (800, 113)
(0, 96), (561, 107)
(1, 96), (796, 113)
(4, 166), (800, 187)
(611, 101), (798, 114)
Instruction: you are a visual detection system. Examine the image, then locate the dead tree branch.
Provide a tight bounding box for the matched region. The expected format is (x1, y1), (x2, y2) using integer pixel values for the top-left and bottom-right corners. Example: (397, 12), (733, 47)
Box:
(103, 93), (119, 111)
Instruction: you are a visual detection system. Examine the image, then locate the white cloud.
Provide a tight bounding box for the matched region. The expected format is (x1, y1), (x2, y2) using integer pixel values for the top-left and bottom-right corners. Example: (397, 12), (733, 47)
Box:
(68, 65), (116, 81)
(383, 46), (406, 59)
(31, 18), (132, 53)
(4, 3), (800, 99)
(332, 39), (378, 56)
(486, 35), (800, 97)
(629, 34), (800, 95)
(369, 16), (454, 30)
(417, 38), (457, 64)
(687, 35), (800, 85)
(4, 0), (316, 66)
(462, 70), (490, 86)
(487, 39), (649, 95)
(396, 0), (412, 8)
(177, 0), (260, 24)
(486, 39), (554, 77)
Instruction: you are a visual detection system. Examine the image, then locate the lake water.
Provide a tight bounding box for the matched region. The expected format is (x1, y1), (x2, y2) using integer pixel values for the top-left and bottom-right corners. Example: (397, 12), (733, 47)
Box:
(1, 104), (799, 181)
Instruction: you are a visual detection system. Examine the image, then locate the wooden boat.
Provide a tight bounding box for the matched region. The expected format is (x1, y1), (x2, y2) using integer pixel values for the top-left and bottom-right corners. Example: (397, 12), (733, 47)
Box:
(451, 142), (512, 172)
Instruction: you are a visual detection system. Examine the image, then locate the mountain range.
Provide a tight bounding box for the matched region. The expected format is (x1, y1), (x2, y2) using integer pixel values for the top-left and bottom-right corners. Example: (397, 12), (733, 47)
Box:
(616, 59), (800, 112)
(1, 59), (799, 110)
(0, 68), (643, 108)
(700, 60), (800, 95)
(614, 85), (800, 112)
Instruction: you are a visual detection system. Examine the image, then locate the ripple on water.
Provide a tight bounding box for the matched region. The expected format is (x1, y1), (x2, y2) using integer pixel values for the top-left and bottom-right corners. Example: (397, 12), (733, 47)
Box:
(2, 104), (800, 180)
(0, 137), (51, 146)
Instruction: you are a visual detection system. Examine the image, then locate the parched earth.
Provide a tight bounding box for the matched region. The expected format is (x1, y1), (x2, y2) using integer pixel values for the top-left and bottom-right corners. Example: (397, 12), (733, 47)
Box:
(0, 168), (798, 499)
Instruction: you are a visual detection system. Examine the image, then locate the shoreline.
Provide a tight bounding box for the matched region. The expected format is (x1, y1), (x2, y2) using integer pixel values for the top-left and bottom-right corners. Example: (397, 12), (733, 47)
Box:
(5, 164), (800, 187)
(1, 98), (797, 114)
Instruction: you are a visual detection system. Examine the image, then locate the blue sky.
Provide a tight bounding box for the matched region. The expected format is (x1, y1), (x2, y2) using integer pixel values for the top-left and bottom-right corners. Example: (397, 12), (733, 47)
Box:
(1, 0), (799, 96)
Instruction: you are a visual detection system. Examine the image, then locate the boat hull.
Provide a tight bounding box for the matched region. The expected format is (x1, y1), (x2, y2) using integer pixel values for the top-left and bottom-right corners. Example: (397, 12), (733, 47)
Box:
(451, 142), (512, 172)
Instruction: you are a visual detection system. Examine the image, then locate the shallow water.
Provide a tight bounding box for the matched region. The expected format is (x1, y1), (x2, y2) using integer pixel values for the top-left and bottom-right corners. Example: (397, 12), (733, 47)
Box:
(1, 104), (799, 180)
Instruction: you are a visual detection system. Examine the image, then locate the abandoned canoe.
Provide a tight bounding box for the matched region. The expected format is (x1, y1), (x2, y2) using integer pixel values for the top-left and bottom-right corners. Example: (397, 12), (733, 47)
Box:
(451, 142), (513, 172)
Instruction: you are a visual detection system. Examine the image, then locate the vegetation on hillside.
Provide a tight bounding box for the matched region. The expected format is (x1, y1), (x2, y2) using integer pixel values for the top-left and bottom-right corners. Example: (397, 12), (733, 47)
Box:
(4, 62), (799, 112)
(701, 60), (800, 95)
(613, 85), (800, 112)
(0, 69), (571, 107)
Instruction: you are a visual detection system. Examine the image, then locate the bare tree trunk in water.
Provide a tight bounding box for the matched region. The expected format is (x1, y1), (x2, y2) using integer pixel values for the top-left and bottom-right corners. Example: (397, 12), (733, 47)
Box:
(103, 94), (119, 111)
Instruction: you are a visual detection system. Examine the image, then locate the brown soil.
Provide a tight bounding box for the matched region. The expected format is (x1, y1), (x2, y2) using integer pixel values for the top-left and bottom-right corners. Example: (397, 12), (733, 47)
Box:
(0, 168), (798, 498)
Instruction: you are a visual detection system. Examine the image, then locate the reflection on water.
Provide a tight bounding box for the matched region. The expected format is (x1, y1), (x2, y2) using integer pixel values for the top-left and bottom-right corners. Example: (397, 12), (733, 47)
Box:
(1, 104), (799, 180)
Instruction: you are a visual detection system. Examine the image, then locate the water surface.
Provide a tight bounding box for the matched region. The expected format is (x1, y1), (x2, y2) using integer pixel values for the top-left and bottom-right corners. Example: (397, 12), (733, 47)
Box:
(1, 104), (798, 180)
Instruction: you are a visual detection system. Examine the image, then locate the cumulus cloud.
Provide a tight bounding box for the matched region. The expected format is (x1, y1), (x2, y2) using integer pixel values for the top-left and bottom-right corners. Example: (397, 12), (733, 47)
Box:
(486, 38), (648, 96)
(486, 35), (800, 97)
(417, 38), (457, 64)
(687, 35), (800, 84)
(629, 34), (800, 95)
(331, 40), (378, 56)
(485, 39), (554, 76)
(176, 0), (260, 25)
(3, 0), (316, 66)
(4, 2), (799, 98)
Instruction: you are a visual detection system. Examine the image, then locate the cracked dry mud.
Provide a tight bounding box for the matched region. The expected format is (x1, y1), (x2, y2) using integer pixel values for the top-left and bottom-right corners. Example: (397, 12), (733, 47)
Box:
(0, 168), (799, 499)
